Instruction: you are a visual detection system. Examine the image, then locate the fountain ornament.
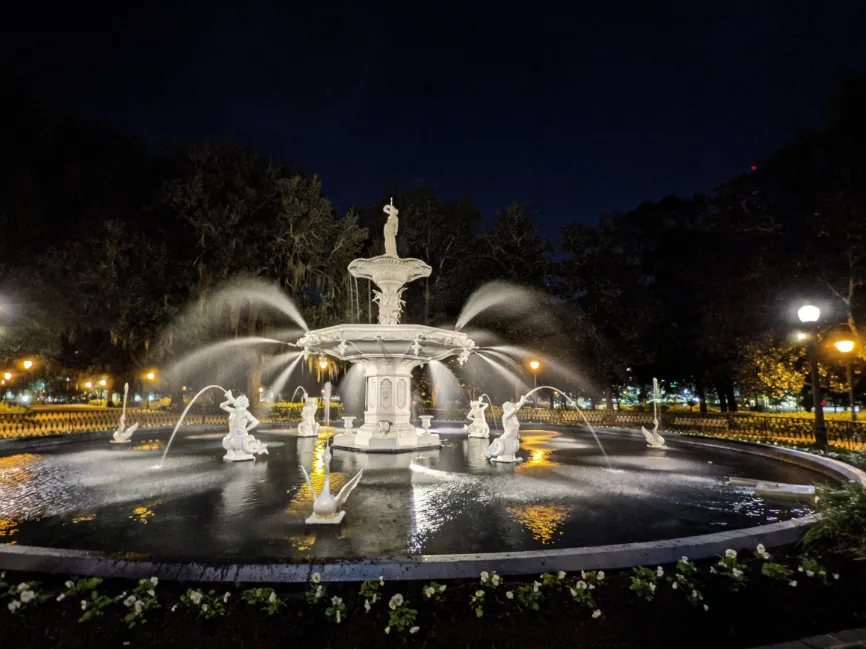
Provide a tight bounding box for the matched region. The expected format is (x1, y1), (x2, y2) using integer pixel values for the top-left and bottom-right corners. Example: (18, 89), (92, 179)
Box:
(297, 396), (321, 438)
(294, 199), (477, 453)
(220, 391), (269, 461)
(641, 377), (666, 448)
(300, 442), (364, 524)
(485, 394), (528, 463)
(464, 395), (491, 438)
(110, 382), (140, 444)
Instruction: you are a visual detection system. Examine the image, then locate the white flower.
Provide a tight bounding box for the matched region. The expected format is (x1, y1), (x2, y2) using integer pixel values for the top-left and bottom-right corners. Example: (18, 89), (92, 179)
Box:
(597, 571), (605, 580)
(725, 549), (737, 559)
(557, 570), (566, 580)
(704, 604), (709, 611)
(440, 585), (446, 592)
(480, 571), (489, 582)
(798, 566), (804, 572)
(56, 594), (66, 602)
(672, 582), (678, 590)
(532, 581), (540, 593)
(331, 596), (342, 606)
(20, 590), (35, 603)
(81, 600), (88, 610)
(732, 568), (743, 578)
(756, 543), (766, 554)
(371, 593), (378, 603)
(656, 566), (664, 577)
(268, 591), (276, 603)
(147, 589), (155, 597)
(389, 593), (404, 610)
(364, 599), (371, 612)
(189, 590), (202, 605)
(336, 610), (341, 624)
(680, 556), (688, 563)
(124, 595), (136, 607)
(789, 580), (798, 587)
(134, 600), (144, 613)
(475, 590), (485, 597)
(505, 591), (514, 599)
(576, 580), (587, 590)
(424, 586), (435, 598)
(171, 604), (177, 612)
(17, 583), (27, 592)
(315, 585), (323, 598)
(581, 570), (587, 579)
(311, 572), (321, 584)
(491, 574), (500, 586)
(150, 576), (159, 586)
(589, 584), (595, 590)
(222, 592), (231, 603)
(64, 580), (74, 589)
(379, 576), (384, 585)
(819, 570), (826, 576)
(202, 604), (208, 612)
(384, 627), (390, 635)
(409, 626), (420, 634)
(8, 600), (20, 612)
(709, 567), (716, 574)
(805, 570), (814, 578)
(569, 588), (577, 597)
(833, 573), (840, 580)
(592, 609), (602, 619)
(649, 583), (656, 593)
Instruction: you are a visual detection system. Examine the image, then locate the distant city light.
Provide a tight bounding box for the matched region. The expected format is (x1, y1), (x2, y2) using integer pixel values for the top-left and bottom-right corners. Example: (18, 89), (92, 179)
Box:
(146, 372), (156, 381)
(3, 372), (11, 380)
(99, 379), (107, 386)
(22, 360), (33, 369)
(85, 381), (92, 388)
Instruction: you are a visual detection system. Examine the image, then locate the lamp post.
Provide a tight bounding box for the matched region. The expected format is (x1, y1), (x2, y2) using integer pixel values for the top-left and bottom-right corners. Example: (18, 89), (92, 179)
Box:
(529, 360), (540, 407)
(797, 303), (828, 447)
(144, 370), (157, 409)
(834, 339), (857, 422)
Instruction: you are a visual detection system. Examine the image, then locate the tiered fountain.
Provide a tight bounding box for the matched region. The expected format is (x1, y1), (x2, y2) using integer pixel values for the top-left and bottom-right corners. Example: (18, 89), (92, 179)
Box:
(295, 199), (477, 452)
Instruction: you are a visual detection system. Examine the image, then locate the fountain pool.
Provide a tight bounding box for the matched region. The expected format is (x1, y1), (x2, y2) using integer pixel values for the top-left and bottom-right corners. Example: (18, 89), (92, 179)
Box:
(0, 425), (839, 572)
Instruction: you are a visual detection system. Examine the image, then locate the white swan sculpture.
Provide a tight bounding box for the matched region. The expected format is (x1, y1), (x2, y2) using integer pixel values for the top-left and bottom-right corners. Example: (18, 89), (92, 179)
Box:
(300, 444), (363, 525)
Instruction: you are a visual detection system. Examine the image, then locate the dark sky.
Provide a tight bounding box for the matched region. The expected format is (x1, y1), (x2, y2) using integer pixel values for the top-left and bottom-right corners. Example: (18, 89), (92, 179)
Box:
(4, 2), (866, 233)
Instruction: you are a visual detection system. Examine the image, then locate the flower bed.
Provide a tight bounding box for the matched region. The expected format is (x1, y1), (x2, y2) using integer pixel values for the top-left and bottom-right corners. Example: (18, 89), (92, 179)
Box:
(0, 546), (862, 649)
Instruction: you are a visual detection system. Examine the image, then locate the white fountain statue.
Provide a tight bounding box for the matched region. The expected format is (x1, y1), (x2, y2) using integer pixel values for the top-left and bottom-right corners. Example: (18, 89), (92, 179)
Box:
(296, 199), (476, 453)
(111, 382), (139, 444)
(641, 377), (666, 448)
(297, 396), (321, 438)
(464, 396), (491, 438)
(300, 442), (364, 525)
(220, 391), (269, 461)
(485, 395), (528, 463)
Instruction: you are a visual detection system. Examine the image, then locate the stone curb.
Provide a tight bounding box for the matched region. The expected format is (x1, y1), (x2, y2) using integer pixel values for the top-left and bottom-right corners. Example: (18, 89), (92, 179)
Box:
(747, 626), (866, 648)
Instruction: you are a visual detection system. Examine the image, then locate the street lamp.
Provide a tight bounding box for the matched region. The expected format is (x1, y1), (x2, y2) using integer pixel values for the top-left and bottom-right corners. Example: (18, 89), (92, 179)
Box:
(22, 359), (33, 370)
(798, 303), (827, 447)
(529, 360), (540, 407)
(319, 358), (329, 370)
(84, 381), (93, 389)
(3, 372), (12, 381)
(834, 338), (857, 422)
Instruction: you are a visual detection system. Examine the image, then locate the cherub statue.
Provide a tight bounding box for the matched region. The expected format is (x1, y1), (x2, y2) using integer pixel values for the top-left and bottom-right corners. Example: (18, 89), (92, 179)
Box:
(383, 198), (399, 257)
(485, 395), (527, 463)
(220, 391), (268, 461)
(297, 396), (320, 438)
(464, 398), (490, 438)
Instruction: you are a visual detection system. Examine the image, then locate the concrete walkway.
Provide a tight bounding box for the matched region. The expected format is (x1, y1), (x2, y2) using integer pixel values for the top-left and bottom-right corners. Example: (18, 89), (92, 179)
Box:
(750, 628), (866, 648)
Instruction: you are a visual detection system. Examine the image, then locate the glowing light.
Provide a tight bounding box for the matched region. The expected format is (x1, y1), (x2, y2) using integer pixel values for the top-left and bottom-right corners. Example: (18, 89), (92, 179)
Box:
(146, 372), (156, 381)
(835, 340), (855, 354)
(319, 358), (329, 370)
(258, 387), (264, 393)
(797, 304), (820, 323)
(2, 373), (10, 381)
(99, 379), (107, 386)
(751, 165), (757, 171)
(84, 381), (92, 389)
(22, 360), (33, 370)
(796, 332), (807, 341)
(529, 360), (540, 371)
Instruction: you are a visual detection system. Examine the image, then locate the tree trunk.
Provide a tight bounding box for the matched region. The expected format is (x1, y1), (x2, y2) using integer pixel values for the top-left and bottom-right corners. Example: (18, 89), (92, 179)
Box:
(604, 386), (614, 410)
(718, 386), (728, 412)
(726, 382), (737, 412)
(170, 382), (184, 411)
(696, 380), (707, 414)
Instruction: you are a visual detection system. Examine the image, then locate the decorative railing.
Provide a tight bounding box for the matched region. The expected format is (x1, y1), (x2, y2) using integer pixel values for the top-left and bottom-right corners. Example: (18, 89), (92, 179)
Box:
(0, 403), (345, 441)
(427, 408), (866, 451)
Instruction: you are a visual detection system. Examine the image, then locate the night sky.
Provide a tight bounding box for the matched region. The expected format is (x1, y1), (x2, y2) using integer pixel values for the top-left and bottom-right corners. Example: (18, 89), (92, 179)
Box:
(4, 2), (866, 232)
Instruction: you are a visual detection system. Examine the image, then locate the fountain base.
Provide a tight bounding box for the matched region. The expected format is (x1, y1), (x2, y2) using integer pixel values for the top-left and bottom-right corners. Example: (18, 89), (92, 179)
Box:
(332, 427), (441, 453)
(305, 511), (346, 525)
(296, 429), (318, 438)
(109, 440), (132, 444)
(490, 454), (523, 463)
(223, 450), (257, 462)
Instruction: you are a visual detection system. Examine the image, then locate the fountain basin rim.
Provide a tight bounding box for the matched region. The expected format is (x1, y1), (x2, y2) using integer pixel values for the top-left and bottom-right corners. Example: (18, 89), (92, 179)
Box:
(0, 434), (859, 582)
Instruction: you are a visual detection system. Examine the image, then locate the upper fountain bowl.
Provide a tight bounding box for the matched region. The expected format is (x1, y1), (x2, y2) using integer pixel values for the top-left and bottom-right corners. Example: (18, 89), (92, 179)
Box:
(295, 323), (476, 367)
(348, 255), (431, 287)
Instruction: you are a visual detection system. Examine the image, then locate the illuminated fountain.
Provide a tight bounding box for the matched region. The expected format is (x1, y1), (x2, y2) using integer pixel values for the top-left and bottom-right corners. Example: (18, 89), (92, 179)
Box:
(641, 377), (666, 448)
(295, 199), (476, 453)
(111, 383), (139, 444)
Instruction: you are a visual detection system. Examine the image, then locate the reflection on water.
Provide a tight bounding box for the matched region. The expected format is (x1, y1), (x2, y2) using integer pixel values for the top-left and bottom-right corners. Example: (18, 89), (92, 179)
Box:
(507, 504), (573, 544)
(0, 427), (830, 560)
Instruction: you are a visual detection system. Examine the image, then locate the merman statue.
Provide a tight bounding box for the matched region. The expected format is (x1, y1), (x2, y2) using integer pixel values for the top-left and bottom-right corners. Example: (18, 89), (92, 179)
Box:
(220, 391), (269, 462)
(297, 396), (320, 438)
(485, 395), (527, 463)
(464, 398), (490, 438)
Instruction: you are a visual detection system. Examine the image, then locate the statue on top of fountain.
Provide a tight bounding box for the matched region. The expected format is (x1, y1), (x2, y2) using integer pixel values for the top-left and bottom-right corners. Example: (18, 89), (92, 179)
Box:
(383, 197), (399, 257)
(297, 396), (320, 438)
(220, 391), (269, 462)
(485, 395), (527, 463)
(464, 398), (490, 438)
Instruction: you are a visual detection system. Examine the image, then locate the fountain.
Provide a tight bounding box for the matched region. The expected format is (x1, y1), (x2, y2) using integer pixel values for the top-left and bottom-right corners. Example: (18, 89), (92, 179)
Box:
(300, 442), (364, 524)
(641, 378), (666, 448)
(110, 383), (139, 444)
(464, 394), (491, 438)
(295, 199), (476, 453)
(485, 394), (528, 463)
(220, 391), (269, 461)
